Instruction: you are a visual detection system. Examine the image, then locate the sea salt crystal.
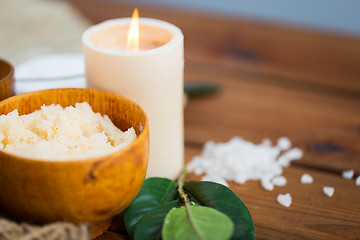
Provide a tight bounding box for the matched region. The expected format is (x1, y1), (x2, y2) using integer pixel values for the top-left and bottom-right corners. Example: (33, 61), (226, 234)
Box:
(277, 137), (291, 150)
(356, 176), (360, 186)
(323, 186), (334, 197)
(272, 176), (287, 187)
(187, 137), (303, 191)
(277, 193), (292, 207)
(300, 174), (313, 184)
(261, 177), (274, 191)
(342, 170), (354, 179)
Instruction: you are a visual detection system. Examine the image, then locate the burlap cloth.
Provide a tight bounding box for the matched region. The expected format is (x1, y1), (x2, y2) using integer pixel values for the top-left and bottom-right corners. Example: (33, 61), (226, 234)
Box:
(0, 0), (91, 65)
(0, 219), (89, 240)
(0, 0), (91, 239)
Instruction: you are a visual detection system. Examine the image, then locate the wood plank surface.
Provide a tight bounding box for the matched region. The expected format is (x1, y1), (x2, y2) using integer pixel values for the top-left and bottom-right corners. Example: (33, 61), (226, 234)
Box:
(68, 1), (360, 239)
(70, 0), (360, 93)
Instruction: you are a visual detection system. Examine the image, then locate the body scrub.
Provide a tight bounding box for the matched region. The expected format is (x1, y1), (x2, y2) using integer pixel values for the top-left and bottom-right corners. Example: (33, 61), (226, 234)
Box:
(0, 102), (136, 160)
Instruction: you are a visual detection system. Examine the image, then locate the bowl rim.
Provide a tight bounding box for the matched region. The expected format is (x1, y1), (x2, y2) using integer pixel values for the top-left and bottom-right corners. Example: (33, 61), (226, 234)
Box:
(0, 58), (14, 83)
(0, 88), (149, 164)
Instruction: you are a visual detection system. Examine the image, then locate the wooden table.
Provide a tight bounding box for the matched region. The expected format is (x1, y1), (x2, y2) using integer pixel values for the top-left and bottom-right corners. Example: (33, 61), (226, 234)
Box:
(70, 1), (360, 239)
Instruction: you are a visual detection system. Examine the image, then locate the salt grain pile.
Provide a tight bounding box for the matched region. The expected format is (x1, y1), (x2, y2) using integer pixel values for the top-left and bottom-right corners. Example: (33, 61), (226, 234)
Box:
(187, 136), (303, 189)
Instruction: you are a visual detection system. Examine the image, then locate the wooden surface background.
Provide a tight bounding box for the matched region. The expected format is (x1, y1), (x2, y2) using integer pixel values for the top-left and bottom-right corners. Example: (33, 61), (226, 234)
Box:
(69, 1), (360, 239)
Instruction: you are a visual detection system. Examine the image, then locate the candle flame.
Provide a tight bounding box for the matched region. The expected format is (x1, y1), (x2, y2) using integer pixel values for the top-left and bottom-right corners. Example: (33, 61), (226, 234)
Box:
(126, 8), (139, 51)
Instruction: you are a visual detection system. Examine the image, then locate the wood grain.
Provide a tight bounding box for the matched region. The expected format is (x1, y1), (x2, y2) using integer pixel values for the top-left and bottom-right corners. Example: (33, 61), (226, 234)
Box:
(66, 1), (360, 239)
(70, 0), (360, 93)
(184, 63), (360, 173)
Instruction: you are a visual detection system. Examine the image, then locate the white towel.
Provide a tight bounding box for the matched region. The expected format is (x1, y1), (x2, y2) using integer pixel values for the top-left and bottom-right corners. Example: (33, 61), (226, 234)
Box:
(15, 54), (86, 94)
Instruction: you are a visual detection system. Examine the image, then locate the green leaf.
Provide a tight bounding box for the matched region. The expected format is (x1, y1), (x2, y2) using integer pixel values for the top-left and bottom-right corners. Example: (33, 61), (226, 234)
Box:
(184, 82), (221, 97)
(183, 181), (255, 240)
(162, 205), (234, 240)
(124, 178), (254, 240)
(134, 201), (178, 240)
(124, 177), (179, 237)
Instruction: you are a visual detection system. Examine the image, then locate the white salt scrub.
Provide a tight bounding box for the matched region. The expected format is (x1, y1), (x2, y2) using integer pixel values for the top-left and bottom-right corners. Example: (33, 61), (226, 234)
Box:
(342, 170), (354, 179)
(187, 137), (303, 191)
(277, 193), (292, 207)
(0, 102), (136, 160)
(323, 186), (334, 197)
(300, 174), (313, 184)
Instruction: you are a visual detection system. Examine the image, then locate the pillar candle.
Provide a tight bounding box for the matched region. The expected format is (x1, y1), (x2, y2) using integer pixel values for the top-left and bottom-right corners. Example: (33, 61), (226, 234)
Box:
(82, 18), (184, 179)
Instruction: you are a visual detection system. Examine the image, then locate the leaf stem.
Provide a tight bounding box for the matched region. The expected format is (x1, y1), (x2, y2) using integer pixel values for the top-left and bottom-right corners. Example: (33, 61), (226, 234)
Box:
(177, 168), (205, 240)
(177, 168), (188, 202)
(177, 168), (192, 206)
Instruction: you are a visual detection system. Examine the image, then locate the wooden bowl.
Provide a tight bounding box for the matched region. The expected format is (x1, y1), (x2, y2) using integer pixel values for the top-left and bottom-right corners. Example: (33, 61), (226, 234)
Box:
(0, 88), (149, 238)
(0, 59), (15, 101)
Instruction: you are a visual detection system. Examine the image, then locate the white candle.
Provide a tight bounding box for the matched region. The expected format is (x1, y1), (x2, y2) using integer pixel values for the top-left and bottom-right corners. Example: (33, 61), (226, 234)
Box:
(82, 17), (184, 179)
